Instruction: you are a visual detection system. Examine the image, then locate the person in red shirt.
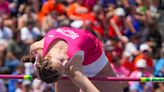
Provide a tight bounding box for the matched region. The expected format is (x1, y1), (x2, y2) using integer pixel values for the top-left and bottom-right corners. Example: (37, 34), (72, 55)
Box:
(133, 43), (154, 73)
(66, 0), (89, 21)
(108, 7), (125, 39)
(38, 0), (65, 22)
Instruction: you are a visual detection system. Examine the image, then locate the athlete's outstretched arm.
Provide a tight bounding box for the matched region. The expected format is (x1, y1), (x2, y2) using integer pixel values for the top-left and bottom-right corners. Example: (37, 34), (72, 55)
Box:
(30, 38), (44, 54)
(21, 38), (44, 64)
(64, 55), (100, 92)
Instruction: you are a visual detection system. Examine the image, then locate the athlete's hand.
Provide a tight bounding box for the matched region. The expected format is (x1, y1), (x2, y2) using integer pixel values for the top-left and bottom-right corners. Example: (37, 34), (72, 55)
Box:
(63, 55), (100, 92)
(63, 55), (83, 78)
(30, 38), (44, 54)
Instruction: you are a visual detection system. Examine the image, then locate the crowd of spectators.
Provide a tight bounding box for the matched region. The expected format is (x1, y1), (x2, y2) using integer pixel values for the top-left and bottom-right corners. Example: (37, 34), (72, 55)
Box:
(0, 0), (163, 92)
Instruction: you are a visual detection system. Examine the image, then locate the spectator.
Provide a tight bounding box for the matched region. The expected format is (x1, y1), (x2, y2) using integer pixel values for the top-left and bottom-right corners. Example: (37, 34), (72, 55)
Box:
(66, 0), (89, 20)
(111, 53), (130, 78)
(17, 3), (26, 16)
(155, 83), (164, 92)
(32, 79), (43, 92)
(123, 34), (140, 57)
(135, 0), (154, 24)
(4, 16), (18, 31)
(24, 62), (34, 75)
(16, 80), (33, 92)
(28, 0), (40, 13)
(20, 19), (42, 45)
(90, 4), (106, 39)
(9, 2), (17, 17)
(133, 43), (154, 72)
(7, 31), (23, 59)
(107, 7), (126, 40)
(0, 39), (10, 74)
(124, 7), (141, 38)
(84, 0), (97, 11)
(41, 10), (68, 33)
(104, 40), (115, 62)
(122, 0), (137, 8)
(32, 79), (54, 92)
(146, 22), (162, 59)
(99, 0), (117, 8)
(121, 34), (140, 72)
(5, 49), (22, 73)
(0, 17), (13, 40)
(105, 39), (124, 63)
(106, 4), (115, 19)
(121, 51), (135, 73)
(0, 79), (7, 92)
(10, 0), (28, 11)
(18, 5), (38, 30)
(129, 59), (153, 92)
(154, 48), (164, 77)
(8, 65), (25, 92)
(111, 52), (130, 91)
(38, 0), (65, 22)
(41, 11), (58, 33)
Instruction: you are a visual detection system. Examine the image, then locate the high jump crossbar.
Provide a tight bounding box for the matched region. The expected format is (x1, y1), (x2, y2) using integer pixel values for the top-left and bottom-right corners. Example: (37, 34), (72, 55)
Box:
(0, 74), (164, 82)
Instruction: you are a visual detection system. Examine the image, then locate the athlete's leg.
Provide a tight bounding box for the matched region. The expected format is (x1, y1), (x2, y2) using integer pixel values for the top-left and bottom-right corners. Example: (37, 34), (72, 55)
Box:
(55, 80), (79, 92)
(92, 62), (123, 92)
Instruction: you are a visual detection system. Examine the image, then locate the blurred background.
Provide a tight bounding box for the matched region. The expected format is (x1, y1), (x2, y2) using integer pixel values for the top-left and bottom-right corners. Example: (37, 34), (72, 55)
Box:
(0, 0), (163, 92)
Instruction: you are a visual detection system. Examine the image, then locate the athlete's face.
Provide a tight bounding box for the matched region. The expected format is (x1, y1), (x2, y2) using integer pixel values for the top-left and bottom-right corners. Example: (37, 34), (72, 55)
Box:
(34, 52), (68, 78)
(34, 54), (63, 83)
(50, 57), (65, 75)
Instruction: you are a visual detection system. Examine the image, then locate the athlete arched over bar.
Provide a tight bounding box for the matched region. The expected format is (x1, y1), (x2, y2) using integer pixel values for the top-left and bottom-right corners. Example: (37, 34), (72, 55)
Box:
(22, 27), (123, 92)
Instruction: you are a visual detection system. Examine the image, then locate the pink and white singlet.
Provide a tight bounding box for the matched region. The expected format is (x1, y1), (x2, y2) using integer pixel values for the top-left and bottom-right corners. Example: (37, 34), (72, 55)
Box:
(43, 27), (108, 77)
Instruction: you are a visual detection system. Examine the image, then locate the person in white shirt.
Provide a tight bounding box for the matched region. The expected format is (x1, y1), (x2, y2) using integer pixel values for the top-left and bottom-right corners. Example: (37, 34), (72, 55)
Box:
(0, 17), (13, 40)
(20, 19), (41, 44)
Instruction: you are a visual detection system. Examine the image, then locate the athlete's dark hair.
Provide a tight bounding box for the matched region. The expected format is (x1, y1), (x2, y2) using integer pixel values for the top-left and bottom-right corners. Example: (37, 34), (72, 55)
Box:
(21, 55), (60, 83)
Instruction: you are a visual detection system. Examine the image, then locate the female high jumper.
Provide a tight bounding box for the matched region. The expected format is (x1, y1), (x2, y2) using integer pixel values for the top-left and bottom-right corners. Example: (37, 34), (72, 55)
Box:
(22, 27), (123, 92)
